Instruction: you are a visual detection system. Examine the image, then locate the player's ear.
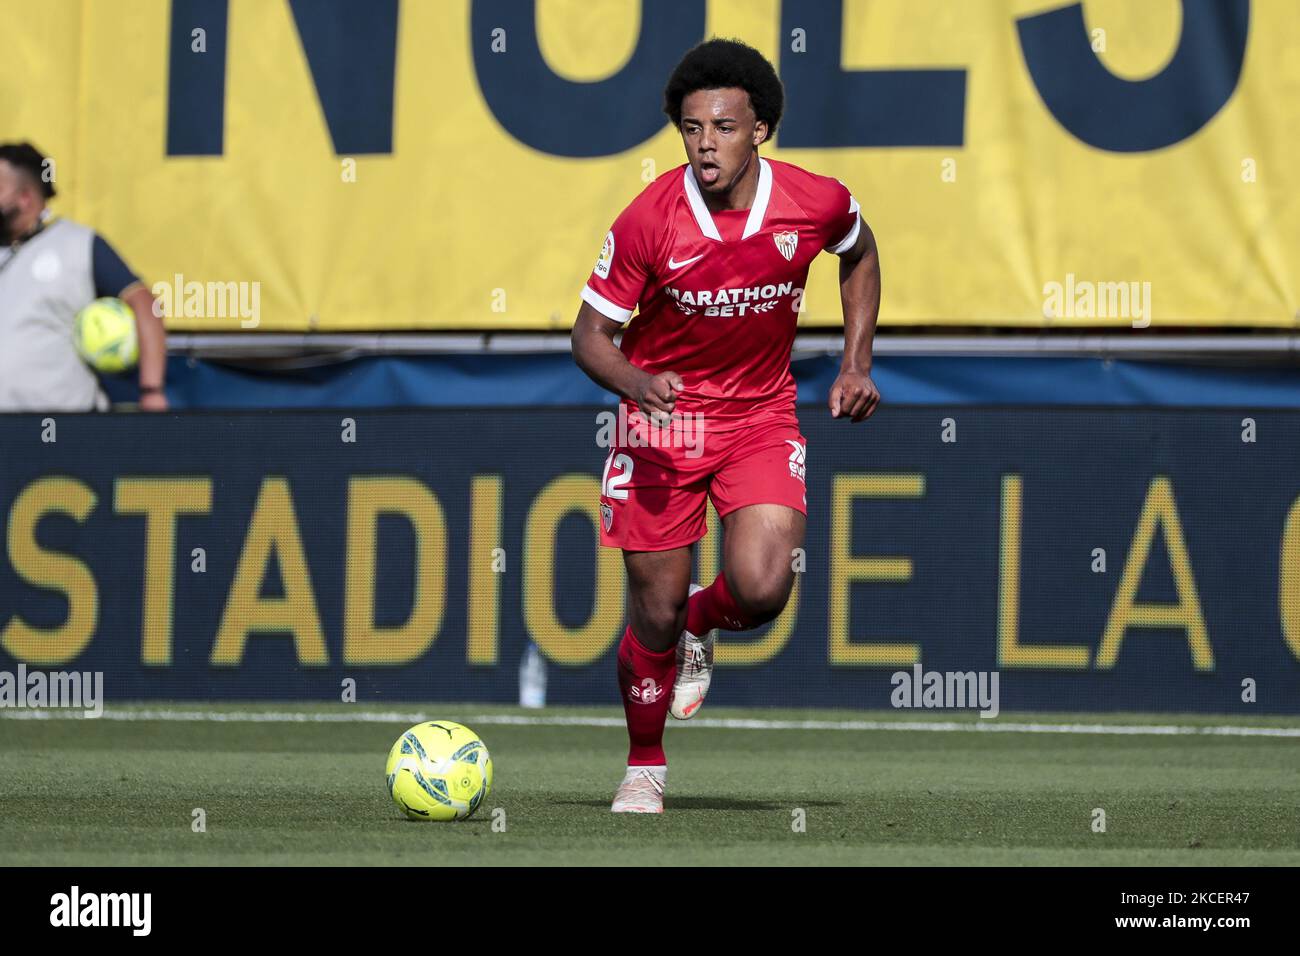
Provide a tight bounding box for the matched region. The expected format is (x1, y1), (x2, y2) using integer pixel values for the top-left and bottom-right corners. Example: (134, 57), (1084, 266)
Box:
(753, 120), (768, 146)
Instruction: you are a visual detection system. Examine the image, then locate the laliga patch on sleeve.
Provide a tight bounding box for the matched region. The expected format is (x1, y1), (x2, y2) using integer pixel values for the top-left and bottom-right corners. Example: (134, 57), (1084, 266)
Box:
(594, 231), (614, 278)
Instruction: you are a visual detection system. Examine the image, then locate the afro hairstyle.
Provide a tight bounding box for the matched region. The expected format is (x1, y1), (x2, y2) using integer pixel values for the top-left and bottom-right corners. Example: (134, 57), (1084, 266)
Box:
(663, 38), (784, 143)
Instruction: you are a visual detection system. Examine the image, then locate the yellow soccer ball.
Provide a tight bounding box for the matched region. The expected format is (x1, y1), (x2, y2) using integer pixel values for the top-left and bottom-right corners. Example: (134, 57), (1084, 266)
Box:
(74, 297), (139, 373)
(385, 721), (493, 821)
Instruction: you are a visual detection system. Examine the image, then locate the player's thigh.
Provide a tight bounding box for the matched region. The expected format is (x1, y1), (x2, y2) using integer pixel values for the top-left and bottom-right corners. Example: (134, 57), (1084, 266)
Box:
(598, 416), (712, 646)
(709, 422), (808, 600)
(622, 546), (694, 651)
(721, 503), (806, 606)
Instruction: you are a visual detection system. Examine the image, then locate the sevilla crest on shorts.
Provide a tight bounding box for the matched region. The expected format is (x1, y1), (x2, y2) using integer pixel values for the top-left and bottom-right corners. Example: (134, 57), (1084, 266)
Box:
(773, 230), (799, 261)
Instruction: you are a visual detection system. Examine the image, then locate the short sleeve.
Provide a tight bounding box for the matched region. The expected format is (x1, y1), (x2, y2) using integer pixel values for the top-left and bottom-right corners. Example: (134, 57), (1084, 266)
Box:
(580, 203), (656, 324)
(92, 234), (143, 299)
(822, 178), (862, 255)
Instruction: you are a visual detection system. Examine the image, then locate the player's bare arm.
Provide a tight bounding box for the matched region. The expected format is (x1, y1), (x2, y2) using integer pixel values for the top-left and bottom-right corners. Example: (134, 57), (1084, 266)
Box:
(122, 284), (168, 411)
(829, 214), (881, 423)
(570, 301), (682, 418)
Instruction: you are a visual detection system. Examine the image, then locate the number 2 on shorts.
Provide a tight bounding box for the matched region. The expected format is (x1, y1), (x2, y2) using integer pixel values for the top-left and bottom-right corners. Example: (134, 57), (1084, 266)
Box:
(602, 451), (633, 499)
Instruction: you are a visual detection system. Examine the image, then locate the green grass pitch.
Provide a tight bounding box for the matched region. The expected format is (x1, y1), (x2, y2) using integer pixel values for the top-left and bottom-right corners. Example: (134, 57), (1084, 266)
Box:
(2, 704), (1297, 866)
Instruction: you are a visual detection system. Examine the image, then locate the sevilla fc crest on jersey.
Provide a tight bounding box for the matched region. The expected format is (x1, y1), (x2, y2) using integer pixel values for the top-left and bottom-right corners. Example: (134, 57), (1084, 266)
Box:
(773, 230), (799, 261)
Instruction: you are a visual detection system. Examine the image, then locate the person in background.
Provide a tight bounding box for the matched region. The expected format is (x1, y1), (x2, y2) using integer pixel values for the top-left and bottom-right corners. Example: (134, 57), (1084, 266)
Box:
(0, 142), (167, 412)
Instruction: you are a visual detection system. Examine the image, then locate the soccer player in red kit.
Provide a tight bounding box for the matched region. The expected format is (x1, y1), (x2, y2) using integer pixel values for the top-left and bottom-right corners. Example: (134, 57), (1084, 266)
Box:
(570, 39), (881, 812)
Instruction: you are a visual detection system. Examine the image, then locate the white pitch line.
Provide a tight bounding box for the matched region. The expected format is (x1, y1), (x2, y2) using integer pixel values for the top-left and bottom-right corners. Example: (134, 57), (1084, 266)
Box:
(1, 708), (1297, 737)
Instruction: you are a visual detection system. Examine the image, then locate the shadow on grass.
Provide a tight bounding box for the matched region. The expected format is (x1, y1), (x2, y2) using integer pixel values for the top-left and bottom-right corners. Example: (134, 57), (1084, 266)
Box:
(555, 798), (845, 811)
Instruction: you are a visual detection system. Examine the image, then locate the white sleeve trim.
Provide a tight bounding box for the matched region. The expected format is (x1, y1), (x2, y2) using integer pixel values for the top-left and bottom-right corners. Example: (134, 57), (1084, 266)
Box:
(826, 195), (862, 255)
(581, 284), (634, 323)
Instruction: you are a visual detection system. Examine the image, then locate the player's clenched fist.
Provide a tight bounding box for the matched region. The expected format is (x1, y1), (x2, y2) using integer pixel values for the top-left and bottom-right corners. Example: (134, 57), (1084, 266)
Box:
(636, 370), (684, 420)
(829, 370), (880, 423)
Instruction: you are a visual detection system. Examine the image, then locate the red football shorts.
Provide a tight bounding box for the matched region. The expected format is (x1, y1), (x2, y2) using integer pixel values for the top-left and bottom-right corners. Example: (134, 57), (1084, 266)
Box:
(598, 410), (807, 552)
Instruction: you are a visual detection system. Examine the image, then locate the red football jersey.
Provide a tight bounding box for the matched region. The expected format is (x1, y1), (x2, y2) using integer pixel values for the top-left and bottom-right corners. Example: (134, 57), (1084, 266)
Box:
(581, 157), (860, 430)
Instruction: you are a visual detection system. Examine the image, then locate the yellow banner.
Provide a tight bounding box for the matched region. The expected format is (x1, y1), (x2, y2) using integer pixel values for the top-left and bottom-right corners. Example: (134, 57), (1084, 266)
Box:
(2, 0), (1296, 330)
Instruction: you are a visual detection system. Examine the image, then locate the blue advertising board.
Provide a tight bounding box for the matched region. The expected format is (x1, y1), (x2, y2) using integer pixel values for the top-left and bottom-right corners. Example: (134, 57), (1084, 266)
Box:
(1, 407), (1297, 713)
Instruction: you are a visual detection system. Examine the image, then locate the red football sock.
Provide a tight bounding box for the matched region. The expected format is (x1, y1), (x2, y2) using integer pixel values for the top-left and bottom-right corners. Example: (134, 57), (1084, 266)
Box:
(617, 625), (675, 766)
(686, 571), (760, 634)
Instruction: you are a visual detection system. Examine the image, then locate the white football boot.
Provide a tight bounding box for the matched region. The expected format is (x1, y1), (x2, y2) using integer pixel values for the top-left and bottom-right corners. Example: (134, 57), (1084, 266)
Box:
(669, 583), (716, 720)
(611, 765), (666, 813)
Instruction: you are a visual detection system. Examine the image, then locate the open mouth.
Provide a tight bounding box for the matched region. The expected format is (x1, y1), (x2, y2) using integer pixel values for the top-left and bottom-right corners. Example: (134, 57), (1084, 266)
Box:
(698, 161), (719, 184)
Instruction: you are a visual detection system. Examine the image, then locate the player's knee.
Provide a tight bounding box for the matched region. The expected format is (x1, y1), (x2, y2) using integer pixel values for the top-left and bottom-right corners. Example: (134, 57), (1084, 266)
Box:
(730, 574), (792, 625)
(630, 590), (688, 644)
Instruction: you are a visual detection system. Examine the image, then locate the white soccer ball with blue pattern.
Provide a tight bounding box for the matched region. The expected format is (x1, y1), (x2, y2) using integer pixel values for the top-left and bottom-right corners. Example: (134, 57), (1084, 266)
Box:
(385, 721), (493, 821)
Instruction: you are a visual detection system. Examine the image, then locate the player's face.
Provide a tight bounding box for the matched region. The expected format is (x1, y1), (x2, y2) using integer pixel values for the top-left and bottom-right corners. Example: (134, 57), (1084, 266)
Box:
(679, 88), (766, 194)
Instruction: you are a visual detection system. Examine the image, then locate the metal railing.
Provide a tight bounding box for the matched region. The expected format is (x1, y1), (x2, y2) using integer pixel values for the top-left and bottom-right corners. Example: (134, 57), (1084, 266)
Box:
(166, 332), (1300, 363)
